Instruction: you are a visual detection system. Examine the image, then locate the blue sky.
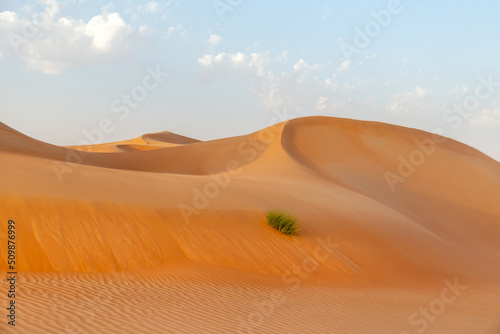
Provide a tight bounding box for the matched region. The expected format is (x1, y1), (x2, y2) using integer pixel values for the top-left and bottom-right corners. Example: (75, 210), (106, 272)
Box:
(1, 0), (499, 160)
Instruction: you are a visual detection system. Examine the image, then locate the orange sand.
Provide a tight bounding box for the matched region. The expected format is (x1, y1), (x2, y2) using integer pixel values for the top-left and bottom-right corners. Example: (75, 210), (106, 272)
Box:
(0, 116), (499, 333)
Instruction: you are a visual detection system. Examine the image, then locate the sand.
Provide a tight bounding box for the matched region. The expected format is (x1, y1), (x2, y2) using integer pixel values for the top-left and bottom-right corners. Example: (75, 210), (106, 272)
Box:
(0, 116), (499, 333)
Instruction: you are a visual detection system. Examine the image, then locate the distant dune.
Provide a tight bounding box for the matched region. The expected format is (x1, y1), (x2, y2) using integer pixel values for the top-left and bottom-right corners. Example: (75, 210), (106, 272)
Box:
(65, 131), (201, 153)
(1, 117), (499, 333)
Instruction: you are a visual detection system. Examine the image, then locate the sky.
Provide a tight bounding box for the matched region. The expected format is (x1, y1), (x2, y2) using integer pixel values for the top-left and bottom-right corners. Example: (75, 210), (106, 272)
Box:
(0, 0), (499, 161)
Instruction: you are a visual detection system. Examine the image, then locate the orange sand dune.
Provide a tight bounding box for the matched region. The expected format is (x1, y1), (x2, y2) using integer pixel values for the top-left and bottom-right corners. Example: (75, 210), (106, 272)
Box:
(65, 131), (200, 153)
(0, 116), (499, 333)
(0, 121), (266, 174)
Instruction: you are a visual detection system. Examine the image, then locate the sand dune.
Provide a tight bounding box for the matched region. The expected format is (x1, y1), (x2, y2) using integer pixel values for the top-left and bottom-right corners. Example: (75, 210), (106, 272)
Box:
(65, 131), (200, 153)
(0, 116), (499, 333)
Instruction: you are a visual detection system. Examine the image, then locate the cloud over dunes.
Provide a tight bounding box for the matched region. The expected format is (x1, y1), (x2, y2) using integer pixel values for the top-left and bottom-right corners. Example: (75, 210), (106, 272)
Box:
(198, 51), (334, 112)
(0, 1), (134, 74)
(387, 86), (429, 114)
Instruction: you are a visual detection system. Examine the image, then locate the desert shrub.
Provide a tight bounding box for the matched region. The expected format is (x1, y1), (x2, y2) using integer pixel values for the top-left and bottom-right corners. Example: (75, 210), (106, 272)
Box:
(266, 209), (300, 235)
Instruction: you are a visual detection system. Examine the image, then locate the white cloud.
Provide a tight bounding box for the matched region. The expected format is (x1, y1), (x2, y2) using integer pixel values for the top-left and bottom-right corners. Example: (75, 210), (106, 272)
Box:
(139, 24), (154, 35)
(198, 51), (387, 115)
(198, 51), (269, 79)
(343, 78), (373, 91)
(36, 0), (60, 21)
(85, 13), (131, 51)
(275, 50), (287, 62)
(0, 5), (135, 74)
(470, 108), (500, 128)
(0, 11), (18, 23)
(144, 1), (159, 13)
(208, 34), (222, 47)
(413, 86), (427, 97)
(339, 59), (350, 72)
(100, 3), (115, 13)
(163, 25), (188, 40)
(293, 59), (320, 72)
(324, 77), (338, 92)
(316, 96), (328, 111)
(198, 52), (334, 113)
(387, 86), (429, 114)
(164, 25), (179, 39)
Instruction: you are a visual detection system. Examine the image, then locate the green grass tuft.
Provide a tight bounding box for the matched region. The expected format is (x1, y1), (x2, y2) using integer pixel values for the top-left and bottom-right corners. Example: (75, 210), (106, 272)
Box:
(266, 209), (300, 235)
